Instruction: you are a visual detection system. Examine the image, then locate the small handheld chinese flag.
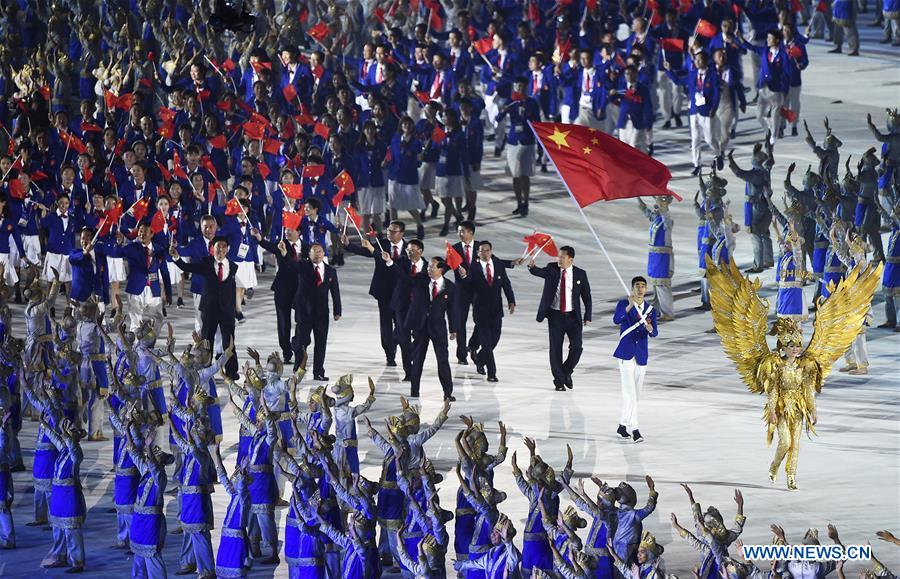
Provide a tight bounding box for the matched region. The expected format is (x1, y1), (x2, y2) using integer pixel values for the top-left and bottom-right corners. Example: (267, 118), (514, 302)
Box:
(787, 45), (803, 59)
(282, 183), (305, 199)
(445, 242), (463, 270)
(779, 107), (798, 123)
(303, 164), (326, 179)
(523, 232), (559, 257)
(156, 161), (172, 182)
(283, 84), (299, 102)
(695, 19), (717, 37)
(431, 125), (446, 143)
(130, 197), (150, 222)
(345, 205), (363, 230)
(473, 38), (493, 55)
(331, 170), (355, 207)
(282, 210), (302, 230)
(225, 198), (244, 216)
(209, 134), (227, 149)
(263, 138), (283, 155)
(242, 122), (267, 140)
(150, 210), (168, 234)
(308, 22), (330, 42)
(660, 38), (685, 52)
(313, 122), (331, 139)
(59, 131), (87, 154)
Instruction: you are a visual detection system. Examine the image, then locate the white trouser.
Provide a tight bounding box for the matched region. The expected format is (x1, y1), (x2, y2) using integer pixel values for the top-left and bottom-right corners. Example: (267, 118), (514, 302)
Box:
(757, 87), (784, 142)
(575, 103), (604, 130)
(690, 113), (720, 168)
(128, 288), (162, 331)
(844, 331), (869, 368)
(657, 71), (683, 121)
(620, 121), (649, 153)
(717, 99), (735, 151)
(618, 358), (647, 431)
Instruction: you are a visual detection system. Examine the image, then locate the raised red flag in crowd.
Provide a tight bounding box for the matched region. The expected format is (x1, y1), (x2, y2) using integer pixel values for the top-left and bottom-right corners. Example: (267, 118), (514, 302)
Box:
(282, 210), (303, 231)
(695, 19), (717, 37)
(445, 242), (463, 270)
(282, 184), (305, 200)
(523, 232), (559, 257)
(225, 198), (244, 216)
(530, 122), (679, 207)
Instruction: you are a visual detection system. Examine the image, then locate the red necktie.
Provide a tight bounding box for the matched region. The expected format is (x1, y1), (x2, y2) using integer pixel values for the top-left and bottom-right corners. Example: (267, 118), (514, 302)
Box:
(464, 245), (471, 264)
(583, 71), (590, 92)
(376, 65), (383, 83)
(393, 245), (400, 260)
(431, 72), (442, 98)
(146, 247), (152, 286)
(315, 265), (323, 286)
(560, 269), (567, 312)
(432, 281), (438, 300)
(208, 242), (214, 256)
(218, 262), (224, 282)
(486, 262), (493, 286)
(411, 263), (417, 277)
(532, 73), (538, 94)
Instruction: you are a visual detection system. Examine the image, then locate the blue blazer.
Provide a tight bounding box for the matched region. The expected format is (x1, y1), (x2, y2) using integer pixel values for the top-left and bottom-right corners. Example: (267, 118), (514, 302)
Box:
(105, 241), (171, 298)
(612, 300), (658, 366)
(69, 248), (109, 303)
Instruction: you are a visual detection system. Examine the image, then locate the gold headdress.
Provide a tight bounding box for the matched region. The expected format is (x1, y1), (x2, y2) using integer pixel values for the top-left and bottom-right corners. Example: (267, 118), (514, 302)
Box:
(639, 531), (664, 556)
(769, 318), (802, 347)
(245, 367), (264, 390)
(386, 415), (407, 438)
(562, 505), (587, 529)
(308, 385), (333, 407)
(331, 374), (354, 398)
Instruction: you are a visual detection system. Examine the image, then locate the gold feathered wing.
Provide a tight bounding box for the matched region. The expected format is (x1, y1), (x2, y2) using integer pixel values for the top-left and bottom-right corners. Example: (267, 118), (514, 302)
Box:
(804, 262), (884, 388)
(705, 256), (772, 394)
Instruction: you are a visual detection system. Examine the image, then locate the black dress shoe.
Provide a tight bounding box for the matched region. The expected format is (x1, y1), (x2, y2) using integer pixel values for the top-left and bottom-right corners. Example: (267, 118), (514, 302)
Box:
(386, 359), (398, 367)
(674, 114), (683, 128)
(520, 204), (529, 217)
(716, 155), (724, 170)
(877, 322), (897, 329)
(616, 424), (630, 438)
(486, 376), (498, 382)
(565, 373), (573, 389)
(555, 384), (566, 391)
(791, 126), (798, 136)
(476, 365), (486, 375)
(632, 429), (644, 443)
(401, 374), (410, 382)
(439, 224), (449, 237)
(456, 358), (468, 365)
(444, 395), (456, 402)
(828, 47), (842, 53)
(314, 375), (329, 381)
(284, 352), (293, 364)
(691, 165), (701, 176)
(693, 303), (711, 311)
(662, 120), (672, 129)
(175, 566), (198, 576)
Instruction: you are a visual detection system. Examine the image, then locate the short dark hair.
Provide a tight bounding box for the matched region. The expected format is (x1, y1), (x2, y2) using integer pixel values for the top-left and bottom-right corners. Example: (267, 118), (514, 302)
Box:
(431, 257), (449, 273)
(478, 240), (493, 250)
(304, 198), (322, 211)
(80, 226), (94, 235)
(389, 220), (406, 232)
(560, 245), (575, 259)
(458, 220), (475, 234)
(408, 239), (424, 250)
(631, 275), (647, 286)
(211, 235), (229, 246)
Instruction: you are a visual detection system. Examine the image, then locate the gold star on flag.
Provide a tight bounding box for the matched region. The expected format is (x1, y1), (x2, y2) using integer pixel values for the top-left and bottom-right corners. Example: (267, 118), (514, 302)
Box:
(591, 138), (599, 145)
(582, 147), (592, 155)
(548, 126), (571, 149)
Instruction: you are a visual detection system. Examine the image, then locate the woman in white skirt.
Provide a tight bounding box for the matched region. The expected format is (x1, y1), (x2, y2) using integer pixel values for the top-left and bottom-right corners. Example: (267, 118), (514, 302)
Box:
(387, 116), (426, 240)
(0, 196), (24, 287)
(416, 103), (442, 223)
(38, 195), (77, 295)
(460, 101), (485, 222)
(497, 78), (541, 217)
(434, 109), (467, 236)
(357, 121), (389, 236)
(101, 196), (128, 309)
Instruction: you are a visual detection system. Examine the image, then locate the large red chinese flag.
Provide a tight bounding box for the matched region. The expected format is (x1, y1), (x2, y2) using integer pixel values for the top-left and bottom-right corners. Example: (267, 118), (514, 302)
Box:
(531, 122), (680, 206)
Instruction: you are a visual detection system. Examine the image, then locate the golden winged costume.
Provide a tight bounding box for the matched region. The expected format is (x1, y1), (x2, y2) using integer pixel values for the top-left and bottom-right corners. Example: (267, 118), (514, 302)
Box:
(705, 256), (883, 490)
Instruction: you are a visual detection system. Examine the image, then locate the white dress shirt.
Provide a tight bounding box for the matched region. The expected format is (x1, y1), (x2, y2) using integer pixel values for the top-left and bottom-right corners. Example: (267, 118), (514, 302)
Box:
(552, 265), (574, 312)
